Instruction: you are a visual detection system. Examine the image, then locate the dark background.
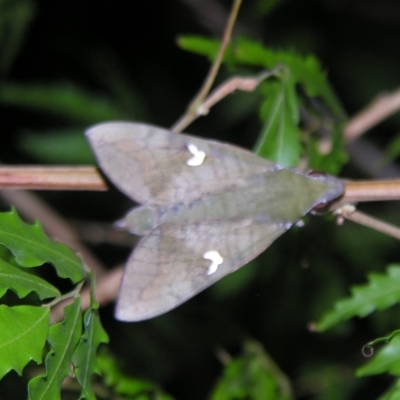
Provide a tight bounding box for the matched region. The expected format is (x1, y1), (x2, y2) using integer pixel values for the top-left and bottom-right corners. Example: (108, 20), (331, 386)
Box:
(2, 0), (400, 399)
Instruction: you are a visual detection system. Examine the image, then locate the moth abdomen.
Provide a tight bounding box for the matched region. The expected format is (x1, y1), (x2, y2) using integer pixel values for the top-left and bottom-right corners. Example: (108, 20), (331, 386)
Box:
(117, 206), (158, 236)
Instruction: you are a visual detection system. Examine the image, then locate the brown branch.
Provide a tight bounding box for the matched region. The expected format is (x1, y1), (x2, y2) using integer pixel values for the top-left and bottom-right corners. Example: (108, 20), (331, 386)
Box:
(171, 0), (243, 133)
(341, 179), (400, 204)
(344, 86), (400, 143)
(0, 166), (107, 191)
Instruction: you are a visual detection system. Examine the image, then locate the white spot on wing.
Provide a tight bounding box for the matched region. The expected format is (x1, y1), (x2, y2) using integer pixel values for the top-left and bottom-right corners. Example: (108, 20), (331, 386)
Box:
(186, 143), (206, 166)
(203, 250), (223, 275)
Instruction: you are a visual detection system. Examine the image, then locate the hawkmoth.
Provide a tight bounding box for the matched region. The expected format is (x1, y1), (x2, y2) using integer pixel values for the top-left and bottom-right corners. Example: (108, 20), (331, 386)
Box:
(86, 122), (344, 321)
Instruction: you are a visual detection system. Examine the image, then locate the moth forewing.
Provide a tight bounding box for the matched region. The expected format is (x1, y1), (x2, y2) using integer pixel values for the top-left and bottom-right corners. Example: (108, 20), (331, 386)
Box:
(86, 122), (345, 321)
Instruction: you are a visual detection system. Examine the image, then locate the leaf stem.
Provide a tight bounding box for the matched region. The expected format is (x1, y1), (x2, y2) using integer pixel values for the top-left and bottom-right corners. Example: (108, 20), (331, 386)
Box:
(46, 279), (85, 308)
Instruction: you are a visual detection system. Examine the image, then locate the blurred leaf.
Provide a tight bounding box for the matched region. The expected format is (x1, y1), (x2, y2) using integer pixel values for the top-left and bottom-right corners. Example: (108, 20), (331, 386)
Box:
(308, 123), (348, 175)
(28, 297), (82, 400)
(296, 362), (355, 400)
(210, 341), (293, 400)
(0, 208), (86, 283)
(0, 0), (35, 76)
(315, 265), (400, 332)
(19, 129), (96, 164)
(179, 35), (347, 173)
(0, 82), (126, 124)
(253, 0), (286, 15)
(72, 273), (109, 400)
(254, 71), (301, 167)
(0, 305), (49, 379)
(178, 36), (345, 118)
(0, 258), (60, 299)
(97, 349), (174, 399)
(378, 378), (400, 400)
(383, 133), (400, 165)
(357, 334), (400, 377)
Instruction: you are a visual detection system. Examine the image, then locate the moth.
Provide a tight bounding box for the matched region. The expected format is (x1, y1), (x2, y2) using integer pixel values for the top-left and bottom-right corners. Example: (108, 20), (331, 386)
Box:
(85, 122), (344, 321)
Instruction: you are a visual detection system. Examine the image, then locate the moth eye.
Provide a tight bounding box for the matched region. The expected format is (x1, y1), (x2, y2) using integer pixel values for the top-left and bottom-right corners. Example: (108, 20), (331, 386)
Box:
(203, 250), (224, 275)
(186, 143), (206, 166)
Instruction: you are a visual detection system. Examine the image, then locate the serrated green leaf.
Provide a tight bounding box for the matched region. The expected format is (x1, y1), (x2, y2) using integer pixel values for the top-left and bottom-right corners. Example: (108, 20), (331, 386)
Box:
(28, 297), (82, 400)
(19, 129), (96, 164)
(0, 82), (125, 124)
(178, 36), (345, 118)
(357, 335), (400, 377)
(178, 35), (347, 173)
(178, 35), (344, 118)
(0, 305), (49, 379)
(73, 310), (108, 400)
(254, 73), (301, 167)
(210, 341), (293, 400)
(73, 273), (109, 400)
(315, 265), (400, 332)
(0, 258), (60, 299)
(0, 208), (86, 283)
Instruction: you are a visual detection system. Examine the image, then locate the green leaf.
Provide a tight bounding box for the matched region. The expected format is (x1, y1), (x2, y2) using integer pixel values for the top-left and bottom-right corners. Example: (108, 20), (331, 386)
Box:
(315, 265), (400, 332)
(254, 72), (301, 167)
(97, 350), (174, 399)
(357, 334), (400, 377)
(308, 123), (349, 175)
(0, 82), (126, 124)
(0, 208), (86, 283)
(0, 258), (60, 300)
(0, 305), (49, 379)
(178, 35), (347, 173)
(28, 297), (82, 400)
(210, 341), (293, 400)
(19, 129), (96, 164)
(178, 36), (345, 118)
(72, 273), (109, 400)
(378, 378), (400, 400)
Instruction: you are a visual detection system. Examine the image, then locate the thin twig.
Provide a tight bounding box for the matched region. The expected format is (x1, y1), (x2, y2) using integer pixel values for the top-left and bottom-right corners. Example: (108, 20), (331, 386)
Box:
(171, 0), (243, 133)
(344, 86), (400, 143)
(338, 207), (400, 241)
(0, 166), (107, 190)
(197, 68), (282, 117)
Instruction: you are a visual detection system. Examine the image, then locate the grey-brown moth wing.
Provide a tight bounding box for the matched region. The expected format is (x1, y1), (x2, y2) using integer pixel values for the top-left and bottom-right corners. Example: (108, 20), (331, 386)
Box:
(85, 122), (279, 205)
(115, 220), (287, 321)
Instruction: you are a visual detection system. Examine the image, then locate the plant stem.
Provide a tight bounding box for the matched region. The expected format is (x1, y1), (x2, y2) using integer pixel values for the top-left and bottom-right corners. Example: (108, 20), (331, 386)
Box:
(341, 209), (400, 241)
(341, 180), (400, 203)
(344, 86), (400, 143)
(171, 0), (242, 133)
(0, 166), (107, 190)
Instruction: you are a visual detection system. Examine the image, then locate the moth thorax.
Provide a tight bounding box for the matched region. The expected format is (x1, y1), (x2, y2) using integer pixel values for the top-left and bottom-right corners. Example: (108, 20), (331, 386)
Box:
(122, 206), (158, 236)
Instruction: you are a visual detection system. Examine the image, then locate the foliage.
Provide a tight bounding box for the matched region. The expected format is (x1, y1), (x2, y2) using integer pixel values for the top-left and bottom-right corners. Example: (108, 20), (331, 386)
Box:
(0, 209), (109, 399)
(178, 35), (348, 173)
(210, 341), (293, 400)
